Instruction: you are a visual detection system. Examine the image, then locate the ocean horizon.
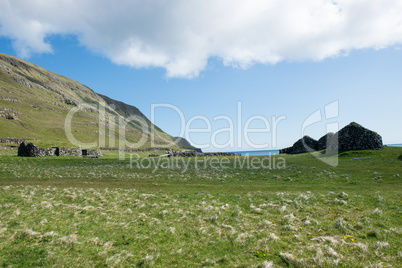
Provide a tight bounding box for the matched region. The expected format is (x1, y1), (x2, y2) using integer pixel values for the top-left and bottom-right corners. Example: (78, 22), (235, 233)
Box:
(216, 143), (402, 156)
(387, 144), (402, 147)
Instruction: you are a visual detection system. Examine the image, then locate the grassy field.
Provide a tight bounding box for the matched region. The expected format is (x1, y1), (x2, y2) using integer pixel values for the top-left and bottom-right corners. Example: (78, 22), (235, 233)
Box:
(0, 147), (401, 267)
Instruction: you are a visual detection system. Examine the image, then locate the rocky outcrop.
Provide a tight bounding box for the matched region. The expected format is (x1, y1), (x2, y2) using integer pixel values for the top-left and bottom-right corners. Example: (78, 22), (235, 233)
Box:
(0, 107), (20, 120)
(0, 95), (21, 102)
(18, 142), (102, 157)
(318, 132), (335, 150)
(280, 122), (383, 154)
(327, 122), (382, 151)
(53, 95), (79, 106)
(279, 136), (318, 154)
(12, 76), (33, 88)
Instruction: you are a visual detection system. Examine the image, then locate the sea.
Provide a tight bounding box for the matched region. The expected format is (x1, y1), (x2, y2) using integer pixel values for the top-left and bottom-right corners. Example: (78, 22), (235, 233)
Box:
(387, 144), (402, 147)
(229, 144), (402, 156)
(230, 149), (280, 156)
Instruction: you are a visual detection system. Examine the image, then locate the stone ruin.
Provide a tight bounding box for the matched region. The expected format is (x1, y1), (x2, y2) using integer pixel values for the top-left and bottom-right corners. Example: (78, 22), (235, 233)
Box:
(317, 132), (335, 150)
(279, 122), (383, 154)
(327, 122), (383, 151)
(279, 136), (318, 154)
(17, 142), (102, 158)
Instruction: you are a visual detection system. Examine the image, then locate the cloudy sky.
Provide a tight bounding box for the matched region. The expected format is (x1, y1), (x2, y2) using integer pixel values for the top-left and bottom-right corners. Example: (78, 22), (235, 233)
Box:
(1, 0), (401, 150)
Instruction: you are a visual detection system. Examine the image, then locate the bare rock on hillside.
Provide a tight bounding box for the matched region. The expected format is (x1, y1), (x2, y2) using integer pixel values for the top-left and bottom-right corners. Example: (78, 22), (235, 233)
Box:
(0, 107), (20, 120)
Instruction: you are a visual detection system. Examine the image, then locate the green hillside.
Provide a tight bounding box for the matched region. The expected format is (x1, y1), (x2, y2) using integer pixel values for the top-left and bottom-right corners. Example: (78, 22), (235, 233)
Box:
(0, 53), (198, 150)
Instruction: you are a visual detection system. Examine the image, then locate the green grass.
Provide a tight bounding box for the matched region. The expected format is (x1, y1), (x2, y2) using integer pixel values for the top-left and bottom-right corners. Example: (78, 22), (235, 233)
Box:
(0, 147), (401, 267)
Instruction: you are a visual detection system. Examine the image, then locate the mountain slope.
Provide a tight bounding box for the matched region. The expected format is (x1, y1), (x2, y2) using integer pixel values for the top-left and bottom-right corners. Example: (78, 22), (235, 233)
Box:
(0, 53), (198, 150)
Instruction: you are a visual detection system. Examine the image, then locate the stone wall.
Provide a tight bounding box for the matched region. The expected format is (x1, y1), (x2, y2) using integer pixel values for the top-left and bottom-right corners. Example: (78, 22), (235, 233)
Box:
(317, 132), (335, 150)
(166, 150), (240, 157)
(0, 137), (31, 144)
(18, 143), (52, 157)
(327, 122), (382, 151)
(81, 149), (102, 158)
(202, 152), (241, 157)
(100, 147), (171, 153)
(18, 142), (102, 157)
(59, 148), (82, 156)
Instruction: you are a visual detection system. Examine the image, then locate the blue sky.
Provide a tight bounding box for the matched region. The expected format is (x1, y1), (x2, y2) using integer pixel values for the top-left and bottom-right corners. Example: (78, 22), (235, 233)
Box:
(1, 1), (401, 151)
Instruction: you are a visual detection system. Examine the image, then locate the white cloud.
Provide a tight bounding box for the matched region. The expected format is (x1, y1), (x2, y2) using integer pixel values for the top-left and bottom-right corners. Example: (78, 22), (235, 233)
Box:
(1, 0), (402, 78)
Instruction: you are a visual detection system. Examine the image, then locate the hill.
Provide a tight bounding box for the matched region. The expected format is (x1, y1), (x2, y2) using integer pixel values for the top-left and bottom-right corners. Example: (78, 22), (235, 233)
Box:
(0, 53), (198, 151)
